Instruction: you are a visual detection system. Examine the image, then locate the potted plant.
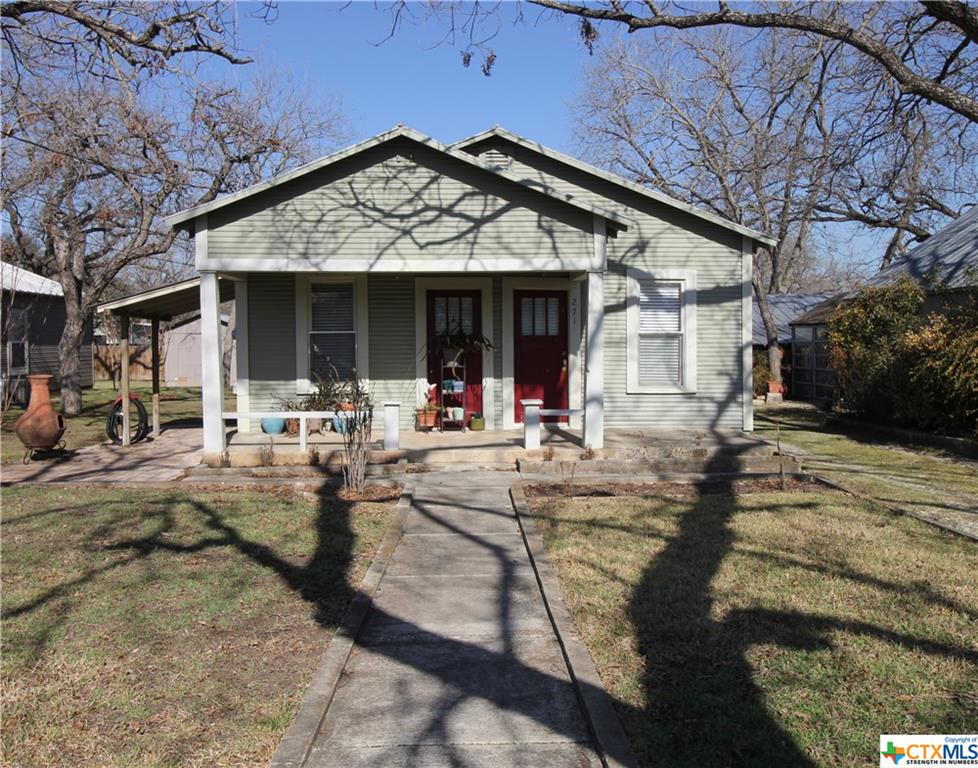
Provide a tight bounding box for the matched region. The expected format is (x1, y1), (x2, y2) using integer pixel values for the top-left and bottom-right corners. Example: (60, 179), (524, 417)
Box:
(277, 397), (303, 435)
(436, 326), (494, 370)
(469, 412), (486, 431)
(415, 380), (438, 430)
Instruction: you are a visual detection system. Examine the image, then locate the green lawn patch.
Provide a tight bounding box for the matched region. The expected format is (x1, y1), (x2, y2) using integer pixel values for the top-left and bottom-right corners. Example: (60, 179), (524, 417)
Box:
(1, 382), (233, 465)
(1, 485), (397, 767)
(528, 481), (977, 767)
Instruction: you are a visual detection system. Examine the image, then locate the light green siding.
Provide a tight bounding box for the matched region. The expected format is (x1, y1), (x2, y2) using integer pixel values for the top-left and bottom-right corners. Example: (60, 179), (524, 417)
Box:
(206, 140), (594, 271)
(367, 275), (417, 429)
(247, 274), (296, 412)
(472, 140), (747, 431)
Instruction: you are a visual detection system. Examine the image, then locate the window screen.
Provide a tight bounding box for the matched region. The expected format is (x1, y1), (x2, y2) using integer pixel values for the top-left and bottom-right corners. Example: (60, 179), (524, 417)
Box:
(638, 281), (682, 386)
(310, 283), (356, 380)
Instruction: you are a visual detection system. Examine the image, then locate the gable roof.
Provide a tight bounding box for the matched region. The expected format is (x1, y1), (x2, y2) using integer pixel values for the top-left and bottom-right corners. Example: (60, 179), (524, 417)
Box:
(452, 126), (777, 248)
(752, 293), (834, 345)
(866, 205), (978, 290)
(165, 126), (633, 232)
(0, 261), (62, 296)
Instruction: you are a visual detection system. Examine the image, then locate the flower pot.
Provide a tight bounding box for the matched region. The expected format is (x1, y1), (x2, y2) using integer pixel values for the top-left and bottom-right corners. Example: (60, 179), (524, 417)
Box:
(332, 414), (350, 435)
(337, 402), (355, 412)
(767, 380), (783, 394)
(261, 417), (286, 435)
(469, 416), (485, 431)
(416, 410), (438, 429)
(307, 417), (321, 434)
(13, 374), (66, 450)
(285, 417), (300, 435)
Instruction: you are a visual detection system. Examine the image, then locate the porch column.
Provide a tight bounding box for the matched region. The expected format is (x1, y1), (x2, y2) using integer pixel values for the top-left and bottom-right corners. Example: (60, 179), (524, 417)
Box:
(584, 270), (605, 450)
(233, 278), (251, 434)
(200, 271), (225, 464)
(119, 314), (131, 447)
(150, 317), (161, 438)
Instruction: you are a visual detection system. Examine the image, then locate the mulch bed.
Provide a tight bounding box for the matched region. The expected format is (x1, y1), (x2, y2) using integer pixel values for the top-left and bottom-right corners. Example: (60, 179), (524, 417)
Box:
(525, 477), (825, 499)
(336, 483), (403, 502)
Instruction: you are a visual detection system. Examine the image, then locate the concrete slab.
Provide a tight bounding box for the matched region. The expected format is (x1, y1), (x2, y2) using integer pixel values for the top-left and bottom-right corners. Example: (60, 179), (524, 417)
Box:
(362, 573), (552, 642)
(385, 532), (533, 578)
(317, 636), (589, 748)
(305, 742), (601, 768)
(405, 499), (519, 535)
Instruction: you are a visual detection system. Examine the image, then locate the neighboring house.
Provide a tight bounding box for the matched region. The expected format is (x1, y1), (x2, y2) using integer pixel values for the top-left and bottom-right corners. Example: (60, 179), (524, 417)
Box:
(164, 126), (775, 463)
(787, 205), (978, 405)
(1, 262), (93, 402)
(752, 293), (834, 401)
(865, 203), (978, 308)
(164, 313), (236, 388)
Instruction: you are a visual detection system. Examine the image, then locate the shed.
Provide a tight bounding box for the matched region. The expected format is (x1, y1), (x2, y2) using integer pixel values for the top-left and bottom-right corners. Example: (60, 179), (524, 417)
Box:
(789, 295), (848, 404)
(1, 261), (94, 402)
(164, 313), (236, 387)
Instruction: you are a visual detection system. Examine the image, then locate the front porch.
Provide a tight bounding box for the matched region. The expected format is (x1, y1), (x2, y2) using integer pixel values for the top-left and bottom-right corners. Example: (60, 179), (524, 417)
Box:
(221, 425), (784, 473)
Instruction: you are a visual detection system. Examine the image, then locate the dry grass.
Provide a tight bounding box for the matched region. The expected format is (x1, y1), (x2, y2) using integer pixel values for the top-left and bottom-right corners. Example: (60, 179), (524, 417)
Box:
(1, 485), (397, 767)
(529, 483), (978, 767)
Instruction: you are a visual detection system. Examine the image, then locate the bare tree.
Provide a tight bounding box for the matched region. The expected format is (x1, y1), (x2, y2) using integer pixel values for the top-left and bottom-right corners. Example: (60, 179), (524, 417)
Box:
(576, 28), (973, 384)
(2, 74), (343, 413)
(1, 1), (251, 86)
(531, 0), (978, 124)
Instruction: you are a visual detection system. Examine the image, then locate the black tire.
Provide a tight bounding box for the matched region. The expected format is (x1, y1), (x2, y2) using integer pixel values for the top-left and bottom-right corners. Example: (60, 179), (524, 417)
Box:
(105, 398), (150, 445)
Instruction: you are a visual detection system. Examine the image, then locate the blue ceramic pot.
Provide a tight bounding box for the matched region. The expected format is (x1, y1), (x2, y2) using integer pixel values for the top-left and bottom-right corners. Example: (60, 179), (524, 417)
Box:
(332, 415), (349, 435)
(261, 417), (286, 435)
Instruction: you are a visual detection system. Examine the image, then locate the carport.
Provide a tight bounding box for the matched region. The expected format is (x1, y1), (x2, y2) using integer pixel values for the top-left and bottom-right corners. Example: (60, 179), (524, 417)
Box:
(96, 276), (235, 444)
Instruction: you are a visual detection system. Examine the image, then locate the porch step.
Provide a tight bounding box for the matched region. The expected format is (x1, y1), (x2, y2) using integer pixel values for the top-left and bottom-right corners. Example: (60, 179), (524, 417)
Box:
(517, 454), (801, 476)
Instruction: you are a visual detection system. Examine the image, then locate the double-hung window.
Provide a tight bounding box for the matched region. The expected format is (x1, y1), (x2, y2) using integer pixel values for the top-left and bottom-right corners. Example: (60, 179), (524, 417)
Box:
(626, 268), (697, 393)
(7, 308), (28, 373)
(310, 282), (356, 381)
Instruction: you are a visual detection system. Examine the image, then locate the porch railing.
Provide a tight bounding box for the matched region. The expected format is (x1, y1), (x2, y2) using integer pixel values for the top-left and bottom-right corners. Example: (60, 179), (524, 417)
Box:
(223, 403), (400, 452)
(520, 399), (585, 450)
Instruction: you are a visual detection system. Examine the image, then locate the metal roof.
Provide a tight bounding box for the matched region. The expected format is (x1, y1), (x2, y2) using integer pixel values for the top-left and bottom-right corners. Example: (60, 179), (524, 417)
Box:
(867, 204), (978, 290)
(790, 295), (850, 327)
(1, 262), (62, 296)
(452, 126), (778, 248)
(97, 276), (235, 319)
(752, 293), (834, 345)
(165, 125), (633, 232)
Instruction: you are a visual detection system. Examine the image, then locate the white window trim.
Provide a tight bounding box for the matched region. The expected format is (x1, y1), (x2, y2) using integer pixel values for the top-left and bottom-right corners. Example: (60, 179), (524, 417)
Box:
(295, 274), (368, 394)
(626, 267), (697, 394)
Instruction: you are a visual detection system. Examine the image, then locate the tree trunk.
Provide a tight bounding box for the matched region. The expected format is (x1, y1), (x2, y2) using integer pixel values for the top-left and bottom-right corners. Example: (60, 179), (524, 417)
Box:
(58, 294), (87, 416)
(755, 289), (783, 385)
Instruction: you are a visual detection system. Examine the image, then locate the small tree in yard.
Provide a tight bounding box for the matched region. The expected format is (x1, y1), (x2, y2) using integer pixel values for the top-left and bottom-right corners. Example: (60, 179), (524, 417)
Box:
(339, 374), (373, 495)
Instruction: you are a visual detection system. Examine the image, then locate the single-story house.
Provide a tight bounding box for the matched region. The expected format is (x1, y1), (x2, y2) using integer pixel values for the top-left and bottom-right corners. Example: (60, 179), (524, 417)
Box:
(163, 126), (775, 464)
(1, 261), (93, 402)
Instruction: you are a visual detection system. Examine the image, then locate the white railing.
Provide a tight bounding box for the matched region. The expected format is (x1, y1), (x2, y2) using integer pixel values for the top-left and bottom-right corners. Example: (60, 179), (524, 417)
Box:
(223, 403), (400, 452)
(520, 399), (585, 450)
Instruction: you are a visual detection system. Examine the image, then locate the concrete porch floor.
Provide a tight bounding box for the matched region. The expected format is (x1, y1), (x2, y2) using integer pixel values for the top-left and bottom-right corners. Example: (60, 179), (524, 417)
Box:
(224, 426), (774, 467)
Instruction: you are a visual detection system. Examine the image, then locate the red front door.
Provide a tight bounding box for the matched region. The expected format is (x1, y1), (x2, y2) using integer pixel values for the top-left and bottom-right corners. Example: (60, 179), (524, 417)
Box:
(514, 290), (568, 423)
(426, 290), (483, 425)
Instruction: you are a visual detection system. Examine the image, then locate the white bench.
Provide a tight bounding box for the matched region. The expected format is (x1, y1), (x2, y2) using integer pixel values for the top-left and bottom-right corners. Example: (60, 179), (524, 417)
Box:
(223, 403), (400, 451)
(520, 400), (585, 449)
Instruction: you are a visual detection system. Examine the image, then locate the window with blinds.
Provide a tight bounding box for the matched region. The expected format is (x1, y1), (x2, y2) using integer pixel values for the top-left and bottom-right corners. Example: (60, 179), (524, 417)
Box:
(638, 280), (683, 387)
(310, 283), (356, 380)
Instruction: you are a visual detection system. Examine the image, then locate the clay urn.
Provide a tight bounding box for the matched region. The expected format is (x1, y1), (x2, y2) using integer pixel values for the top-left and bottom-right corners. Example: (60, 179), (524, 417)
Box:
(13, 374), (66, 451)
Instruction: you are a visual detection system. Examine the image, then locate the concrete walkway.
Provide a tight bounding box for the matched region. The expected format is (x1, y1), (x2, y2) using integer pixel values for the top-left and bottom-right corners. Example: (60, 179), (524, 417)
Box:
(296, 471), (604, 768)
(0, 427), (202, 484)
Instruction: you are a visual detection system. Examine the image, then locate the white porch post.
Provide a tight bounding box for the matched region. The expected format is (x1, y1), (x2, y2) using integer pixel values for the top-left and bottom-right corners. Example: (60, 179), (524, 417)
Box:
(233, 278), (251, 433)
(584, 270), (605, 450)
(200, 271), (225, 464)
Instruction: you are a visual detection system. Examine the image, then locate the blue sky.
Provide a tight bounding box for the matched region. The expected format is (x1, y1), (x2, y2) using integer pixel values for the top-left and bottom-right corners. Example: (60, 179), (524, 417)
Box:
(219, 2), (884, 272)
(231, 2), (592, 150)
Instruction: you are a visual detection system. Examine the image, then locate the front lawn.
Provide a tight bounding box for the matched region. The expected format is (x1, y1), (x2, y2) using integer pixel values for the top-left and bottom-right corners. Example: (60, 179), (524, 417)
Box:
(528, 481), (978, 767)
(1, 485), (397, 767)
